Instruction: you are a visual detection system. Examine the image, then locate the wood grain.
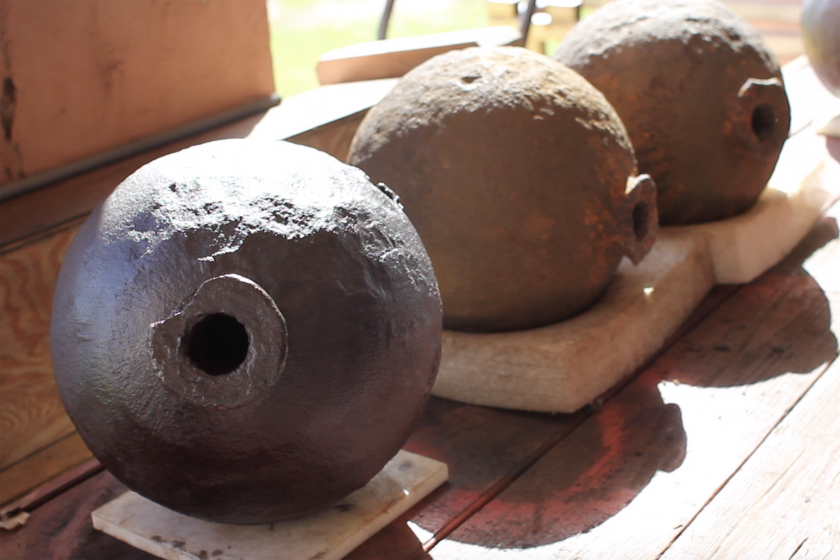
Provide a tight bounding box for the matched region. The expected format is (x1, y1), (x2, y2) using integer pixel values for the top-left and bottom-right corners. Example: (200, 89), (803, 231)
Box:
(657, 202), (840, 560)
(430, 213), (840, 559)
(0, 225), (80, 469)
(0, 78), (393, 247)
(659, 354), (840, 559)
(0, 432), (92, 508)
(0, 471), (153, 560)
(387, 398), (588, 548)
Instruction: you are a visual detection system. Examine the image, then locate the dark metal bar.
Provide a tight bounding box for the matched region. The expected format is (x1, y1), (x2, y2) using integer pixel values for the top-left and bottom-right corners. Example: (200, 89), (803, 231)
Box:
(378, 0), (397, 40)
(519, 0), (538, 43)
(0, 93), (281, 203)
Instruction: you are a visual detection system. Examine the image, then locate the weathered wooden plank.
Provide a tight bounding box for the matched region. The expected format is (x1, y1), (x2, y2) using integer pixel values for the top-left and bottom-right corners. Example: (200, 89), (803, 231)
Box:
(392, 398), (587, 543)
(0, 471), (153, 560)
(0, 77), (393, 247)
(660, 355), (840, 560)
(1, 457), (102, 525)
(0, 432), (92, 508)
(0, 226), (78, 469)
(316, 27), (521, 85)
(653, 202), (840, 559)
(430, 215), (840, 559)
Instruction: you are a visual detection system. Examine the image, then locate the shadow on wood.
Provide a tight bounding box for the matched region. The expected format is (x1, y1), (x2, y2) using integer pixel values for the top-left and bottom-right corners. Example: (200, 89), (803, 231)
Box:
(660, 215), (839, 389)
(345, 518), (431, 560)
(435, 375), (686, 548)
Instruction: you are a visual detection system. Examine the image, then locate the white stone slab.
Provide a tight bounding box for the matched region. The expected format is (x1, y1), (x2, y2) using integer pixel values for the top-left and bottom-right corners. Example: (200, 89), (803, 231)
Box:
(675, 147), (840, 285)
(91, 450), (447, 560)
(816, 113), (840, 138)
(432, 230), (715, 414)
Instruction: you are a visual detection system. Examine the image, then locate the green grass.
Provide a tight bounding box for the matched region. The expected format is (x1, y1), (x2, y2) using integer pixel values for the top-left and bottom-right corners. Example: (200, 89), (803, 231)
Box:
(268, 0), (489, 98)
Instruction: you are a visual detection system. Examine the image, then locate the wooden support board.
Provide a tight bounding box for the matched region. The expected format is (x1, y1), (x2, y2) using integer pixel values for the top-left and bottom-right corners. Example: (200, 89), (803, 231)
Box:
(316, 26), (521, 86)
(91, 451), (448, 560)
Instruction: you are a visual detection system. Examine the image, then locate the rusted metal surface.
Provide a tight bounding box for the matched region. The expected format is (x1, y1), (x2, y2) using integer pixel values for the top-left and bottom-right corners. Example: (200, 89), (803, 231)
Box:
(554, 0), (791, 225)
(802, 0), (840, 96)
(349, 46), (658, 333)
(49, 139), (442, 524)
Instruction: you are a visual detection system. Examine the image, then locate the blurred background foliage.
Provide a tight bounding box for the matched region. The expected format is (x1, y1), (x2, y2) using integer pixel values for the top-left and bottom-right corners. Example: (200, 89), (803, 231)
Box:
(268, 0), (499, 98)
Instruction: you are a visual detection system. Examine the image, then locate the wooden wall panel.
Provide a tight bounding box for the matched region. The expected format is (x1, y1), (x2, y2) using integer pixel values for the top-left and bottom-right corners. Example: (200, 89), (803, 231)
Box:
(0, 0), (274, 184)
(0, 224), (80, 469)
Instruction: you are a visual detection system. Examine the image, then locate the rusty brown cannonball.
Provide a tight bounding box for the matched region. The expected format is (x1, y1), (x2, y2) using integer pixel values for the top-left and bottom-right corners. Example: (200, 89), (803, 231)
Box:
(50, 139), (442, 524)
(348, 46), (658, 333)
(554, 0), (791, 225)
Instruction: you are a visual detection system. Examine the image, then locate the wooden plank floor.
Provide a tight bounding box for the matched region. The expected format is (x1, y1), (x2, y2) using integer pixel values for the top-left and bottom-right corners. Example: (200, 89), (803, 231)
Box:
(1, 59), (838, 559)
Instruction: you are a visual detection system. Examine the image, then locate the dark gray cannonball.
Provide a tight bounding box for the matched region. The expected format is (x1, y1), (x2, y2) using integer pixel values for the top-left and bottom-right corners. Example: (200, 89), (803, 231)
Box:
(50, 139), (442, 524)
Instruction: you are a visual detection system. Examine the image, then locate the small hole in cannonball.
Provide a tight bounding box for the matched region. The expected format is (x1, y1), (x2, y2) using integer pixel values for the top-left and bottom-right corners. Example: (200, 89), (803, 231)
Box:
(751, 104), (776, 141)
(187, 313), (249, 376)
(632, 201), (649, 241)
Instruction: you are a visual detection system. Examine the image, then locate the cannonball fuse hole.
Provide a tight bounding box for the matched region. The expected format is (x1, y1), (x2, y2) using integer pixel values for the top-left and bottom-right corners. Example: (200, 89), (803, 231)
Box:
(751, 103), (776, 141)
(187, 313), (249, 376)
(632, 201), (649, 241)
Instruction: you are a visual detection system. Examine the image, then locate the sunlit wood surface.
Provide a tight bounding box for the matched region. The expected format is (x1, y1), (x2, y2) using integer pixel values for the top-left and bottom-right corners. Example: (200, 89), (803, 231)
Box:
(0, 58), (838, 559)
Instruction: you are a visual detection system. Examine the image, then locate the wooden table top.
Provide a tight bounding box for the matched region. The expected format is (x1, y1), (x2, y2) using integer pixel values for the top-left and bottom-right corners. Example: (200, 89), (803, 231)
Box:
(1, 58), (838, 560)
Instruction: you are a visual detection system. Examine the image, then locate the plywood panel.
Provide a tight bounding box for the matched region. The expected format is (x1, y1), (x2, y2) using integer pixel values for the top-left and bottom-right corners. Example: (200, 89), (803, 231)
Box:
(0, 225), (79, 469)
(1, 79), (397, 247)
(0, 0), (274, 184)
